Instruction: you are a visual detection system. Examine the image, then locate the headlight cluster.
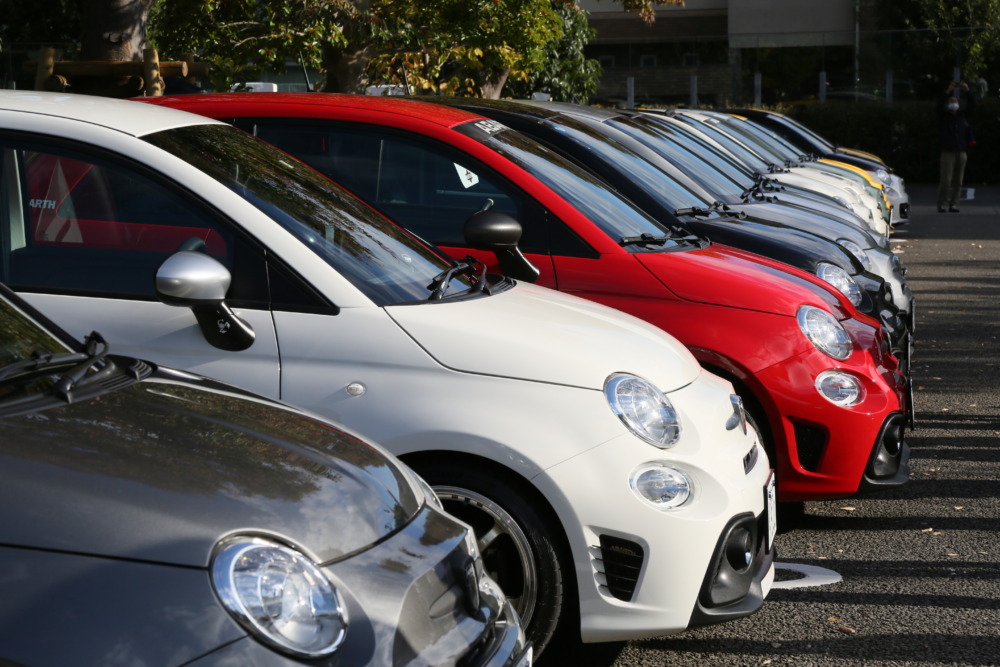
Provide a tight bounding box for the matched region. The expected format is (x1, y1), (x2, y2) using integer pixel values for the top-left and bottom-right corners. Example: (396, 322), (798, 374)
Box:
(605, 373), (681, 448)
(875, 168), (891, 185)
(837, 238), (871, 271)
(816, 263), (862, 307)
(629, 463), (693, 509)
(797, 306), (852, 360)
(212, 537), (347, 659)
(815, 370), (865, 406)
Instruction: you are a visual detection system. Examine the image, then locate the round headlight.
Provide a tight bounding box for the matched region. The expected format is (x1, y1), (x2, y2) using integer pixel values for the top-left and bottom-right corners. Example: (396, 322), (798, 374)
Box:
(816, 263), (862, 307)
(630, 463), (693, 509)
(605, 374), (681, 448)
(797, 306), (852, 360)
(212, 537), (347, 658)
(836, 238), (872, 270)
(815, 370), (864, 406)
(875, 168), (890, 185)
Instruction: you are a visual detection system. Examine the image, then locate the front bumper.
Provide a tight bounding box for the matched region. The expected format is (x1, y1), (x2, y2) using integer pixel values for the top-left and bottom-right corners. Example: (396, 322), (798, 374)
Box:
(751, 316), (909, 502)
(532, 370), (774, 643)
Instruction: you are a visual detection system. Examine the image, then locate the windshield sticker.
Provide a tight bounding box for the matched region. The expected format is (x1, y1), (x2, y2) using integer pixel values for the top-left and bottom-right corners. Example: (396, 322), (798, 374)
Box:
(454, 163), (480, 188)
(474, 119), (506, 135)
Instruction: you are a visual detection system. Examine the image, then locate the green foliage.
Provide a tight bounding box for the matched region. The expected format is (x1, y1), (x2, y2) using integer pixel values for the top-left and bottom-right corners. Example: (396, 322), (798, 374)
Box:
(789, 99), (1000, 184)
(504, 1), (601, 103)
(875, 0), (1000, 82)
(366, 0), (564, 97)
(149, 0), (355, 91)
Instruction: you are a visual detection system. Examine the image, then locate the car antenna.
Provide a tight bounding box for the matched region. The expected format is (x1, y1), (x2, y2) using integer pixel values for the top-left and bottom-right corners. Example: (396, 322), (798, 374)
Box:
(299, 51), (313, 91)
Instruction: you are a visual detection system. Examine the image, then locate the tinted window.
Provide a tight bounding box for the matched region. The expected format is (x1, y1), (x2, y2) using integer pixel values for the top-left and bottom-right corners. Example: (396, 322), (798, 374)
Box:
(0, 136), (251, 300)
(145, 124), (478, 305)
(247, 121), (548, 252)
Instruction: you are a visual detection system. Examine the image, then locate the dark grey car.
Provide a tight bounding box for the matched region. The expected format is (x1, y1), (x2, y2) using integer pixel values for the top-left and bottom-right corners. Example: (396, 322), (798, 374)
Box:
(0, 284), (529, 667)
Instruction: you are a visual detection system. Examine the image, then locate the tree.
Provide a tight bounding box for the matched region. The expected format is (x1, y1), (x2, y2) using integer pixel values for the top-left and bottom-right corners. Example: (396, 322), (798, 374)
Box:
(150, 0), (356, 91)
(502, 1), (601, 103)
(874, 0), (1000, 95)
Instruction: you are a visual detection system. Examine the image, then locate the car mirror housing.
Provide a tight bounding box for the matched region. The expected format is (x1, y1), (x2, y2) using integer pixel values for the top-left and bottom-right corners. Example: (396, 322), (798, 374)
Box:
(463, 210), (540, 283)
(155, 250), (255, 351)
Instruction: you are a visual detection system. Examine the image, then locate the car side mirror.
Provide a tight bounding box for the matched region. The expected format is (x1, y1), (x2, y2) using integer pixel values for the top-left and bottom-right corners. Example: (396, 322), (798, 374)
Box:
(463, 210), (540, 283)
(155, 251), (255, 352)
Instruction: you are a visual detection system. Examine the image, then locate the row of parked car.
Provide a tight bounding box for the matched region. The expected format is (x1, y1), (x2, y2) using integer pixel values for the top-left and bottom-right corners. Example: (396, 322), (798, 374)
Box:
(0, 90), (913, 665)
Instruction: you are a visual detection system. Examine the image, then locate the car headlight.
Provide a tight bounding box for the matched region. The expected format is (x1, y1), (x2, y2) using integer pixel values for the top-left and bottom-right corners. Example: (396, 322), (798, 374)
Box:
(875, 168), (891, 185)
(837, 238), (872, 270)
(815, 370), (865, 406)
(212, 536), (347, 658)
(797, 305), (852, 360)
(630, 462), (693, 509)
(605, 373), (681, 448)
(816, 263), (862, 307)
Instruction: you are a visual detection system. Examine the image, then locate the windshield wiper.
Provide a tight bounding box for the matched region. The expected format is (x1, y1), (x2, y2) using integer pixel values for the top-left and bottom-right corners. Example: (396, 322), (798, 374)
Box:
(0, 331), (113, 403)
(52, 331), (112, 402)
(427, 257), (488, 300)
(619, 232), (672, 247)
(673, 206), (714, 218)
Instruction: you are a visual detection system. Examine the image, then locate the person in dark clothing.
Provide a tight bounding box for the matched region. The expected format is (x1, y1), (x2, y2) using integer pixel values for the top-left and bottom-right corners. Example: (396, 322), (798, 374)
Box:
(937, 80), (975, 212)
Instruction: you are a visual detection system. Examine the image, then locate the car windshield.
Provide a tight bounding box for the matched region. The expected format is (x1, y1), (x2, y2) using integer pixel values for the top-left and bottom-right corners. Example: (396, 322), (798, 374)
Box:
(670, 114), (772, 173)
(0, 292), (77, 403)
(143, 124), (477, 305)
(454, 119), (688, 249)
(610, 115), (756, 194)
(775, 114), (835, 152)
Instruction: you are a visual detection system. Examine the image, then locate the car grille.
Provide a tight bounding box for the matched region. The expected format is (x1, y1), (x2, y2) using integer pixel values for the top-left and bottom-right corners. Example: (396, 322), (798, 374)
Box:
(596, 535), (645, 601)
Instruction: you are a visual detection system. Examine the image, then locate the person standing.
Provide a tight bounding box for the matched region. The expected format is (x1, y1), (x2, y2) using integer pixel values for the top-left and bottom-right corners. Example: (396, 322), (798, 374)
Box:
(937, 80), (975, 213)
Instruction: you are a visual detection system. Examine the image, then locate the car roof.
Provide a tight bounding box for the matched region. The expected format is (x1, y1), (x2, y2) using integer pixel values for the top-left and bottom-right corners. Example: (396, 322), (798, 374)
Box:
(0, 90), (219, 137)
(144, 92), (486, 129)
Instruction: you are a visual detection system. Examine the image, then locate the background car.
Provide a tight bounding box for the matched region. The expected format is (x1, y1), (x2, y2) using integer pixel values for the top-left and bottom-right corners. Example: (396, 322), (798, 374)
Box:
(723, 107), (910, 225)
(144, 92), (911, 513)
(0, 90), (775, 657)
(423, 98), (910, 366)
(0, 283), (528, 666)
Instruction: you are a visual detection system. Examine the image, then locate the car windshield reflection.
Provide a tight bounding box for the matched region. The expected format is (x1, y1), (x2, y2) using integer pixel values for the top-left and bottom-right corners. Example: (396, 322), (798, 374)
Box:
(143, 124), (475, 305)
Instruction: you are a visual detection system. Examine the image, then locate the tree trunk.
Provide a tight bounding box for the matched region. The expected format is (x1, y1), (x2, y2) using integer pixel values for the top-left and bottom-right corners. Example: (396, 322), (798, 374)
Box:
(79, 0), (156, 61)
(480, 68), (510, 99)
(321, 45), (374, 94)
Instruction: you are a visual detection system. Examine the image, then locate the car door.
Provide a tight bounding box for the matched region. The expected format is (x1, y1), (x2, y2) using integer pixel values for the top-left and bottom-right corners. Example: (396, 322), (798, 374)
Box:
(0, 135), (282, 397)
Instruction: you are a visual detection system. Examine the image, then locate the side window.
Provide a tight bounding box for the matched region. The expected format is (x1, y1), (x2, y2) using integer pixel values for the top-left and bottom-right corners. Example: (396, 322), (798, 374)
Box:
(1, 139), (265, 303)
(253, 122), (549, 253)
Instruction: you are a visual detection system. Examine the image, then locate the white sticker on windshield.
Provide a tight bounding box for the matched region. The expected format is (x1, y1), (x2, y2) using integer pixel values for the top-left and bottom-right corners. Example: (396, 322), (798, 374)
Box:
(454, 163), (480, 189)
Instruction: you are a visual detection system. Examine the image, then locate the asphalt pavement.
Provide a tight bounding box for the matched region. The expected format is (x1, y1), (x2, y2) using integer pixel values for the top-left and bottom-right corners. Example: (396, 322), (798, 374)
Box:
(563, 183), (1000, 666)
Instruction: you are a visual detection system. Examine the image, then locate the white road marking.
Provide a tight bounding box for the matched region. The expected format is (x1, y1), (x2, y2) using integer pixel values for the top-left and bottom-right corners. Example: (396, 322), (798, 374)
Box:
(771, 562), (843, 589)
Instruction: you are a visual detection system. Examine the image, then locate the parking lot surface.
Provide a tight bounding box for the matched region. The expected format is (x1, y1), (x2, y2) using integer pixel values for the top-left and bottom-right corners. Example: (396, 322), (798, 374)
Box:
(559, 184), (1000, 667)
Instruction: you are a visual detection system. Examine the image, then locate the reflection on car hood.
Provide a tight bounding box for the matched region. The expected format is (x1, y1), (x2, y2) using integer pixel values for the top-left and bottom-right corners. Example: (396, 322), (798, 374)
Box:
(0, 369), (419, 567)
(635, 244), (845, 318)
(386, 282), (701, 392)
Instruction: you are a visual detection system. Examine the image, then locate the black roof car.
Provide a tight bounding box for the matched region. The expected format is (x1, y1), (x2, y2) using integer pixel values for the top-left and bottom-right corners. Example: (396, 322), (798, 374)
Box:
(0, 283), (528, 666)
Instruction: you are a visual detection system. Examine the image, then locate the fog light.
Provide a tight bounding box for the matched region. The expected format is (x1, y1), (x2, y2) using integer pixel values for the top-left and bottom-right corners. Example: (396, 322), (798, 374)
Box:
(630, 463), (693, 510)
(724, 527), (754, 572)
(815, 371), (864, 406)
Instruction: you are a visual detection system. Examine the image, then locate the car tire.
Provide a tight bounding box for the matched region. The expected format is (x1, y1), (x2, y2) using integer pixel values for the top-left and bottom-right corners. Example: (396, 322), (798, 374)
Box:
(415, 462), (570, 657)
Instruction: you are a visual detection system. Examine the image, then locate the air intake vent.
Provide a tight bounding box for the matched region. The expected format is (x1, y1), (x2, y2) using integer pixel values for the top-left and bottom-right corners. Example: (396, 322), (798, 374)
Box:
(597, 535), (644, 601)
(794, 422), (827, 472)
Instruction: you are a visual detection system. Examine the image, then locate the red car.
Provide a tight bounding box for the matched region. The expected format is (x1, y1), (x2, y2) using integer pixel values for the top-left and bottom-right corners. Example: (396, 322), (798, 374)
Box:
(142, 93), (909, 504)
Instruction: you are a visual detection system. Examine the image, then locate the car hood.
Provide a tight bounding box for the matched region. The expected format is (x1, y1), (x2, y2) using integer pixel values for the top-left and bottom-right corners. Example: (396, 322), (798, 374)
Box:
(725, 200), (877, 249)
(0, 369), (420, 567)
(385, 282), (702, 392)
(634, 244), (845, 318)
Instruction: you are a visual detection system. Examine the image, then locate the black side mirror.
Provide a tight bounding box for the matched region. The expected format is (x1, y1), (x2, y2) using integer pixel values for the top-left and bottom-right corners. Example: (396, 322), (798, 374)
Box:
(463, 210), (540, 283)
(155, 251), (255, 352)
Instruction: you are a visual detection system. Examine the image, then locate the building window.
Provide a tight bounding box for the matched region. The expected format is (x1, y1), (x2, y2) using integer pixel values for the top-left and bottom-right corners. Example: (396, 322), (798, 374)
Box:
(598, 55), (616, 68)
(682, 53), (700, 67)
(639, 54), (657, 68)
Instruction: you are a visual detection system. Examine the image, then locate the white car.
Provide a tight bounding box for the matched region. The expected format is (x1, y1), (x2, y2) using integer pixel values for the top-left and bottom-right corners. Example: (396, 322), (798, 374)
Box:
(0, 91), (775, 656)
